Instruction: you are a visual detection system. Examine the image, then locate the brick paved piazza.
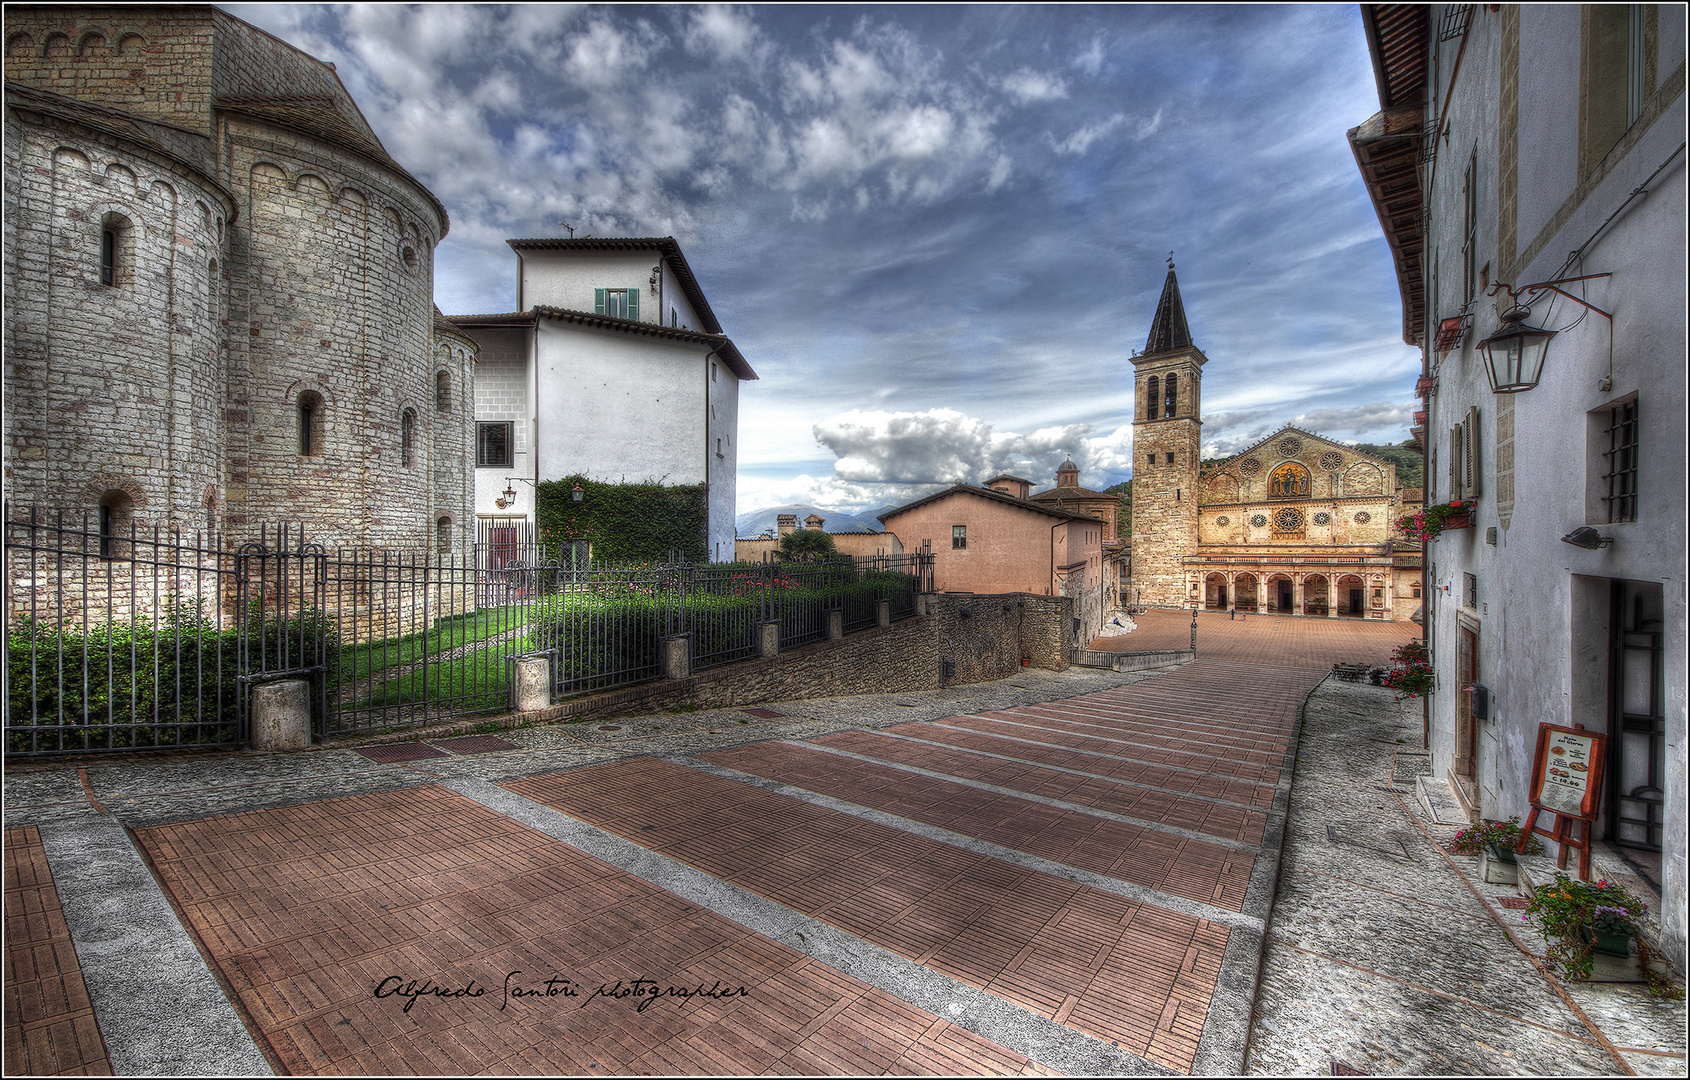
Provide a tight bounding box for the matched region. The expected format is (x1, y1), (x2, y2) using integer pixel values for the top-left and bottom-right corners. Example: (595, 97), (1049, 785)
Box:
(8, 616), (1419, 1076)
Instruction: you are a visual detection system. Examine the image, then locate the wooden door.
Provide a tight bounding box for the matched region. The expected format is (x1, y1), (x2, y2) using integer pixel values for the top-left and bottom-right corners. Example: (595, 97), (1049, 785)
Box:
(1456, 626), (1478, 783)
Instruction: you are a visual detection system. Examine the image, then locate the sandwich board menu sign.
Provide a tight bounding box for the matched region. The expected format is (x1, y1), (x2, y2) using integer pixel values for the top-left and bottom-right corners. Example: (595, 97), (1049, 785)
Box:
(1520, 722), (1607, 878)
(1530, 724), (1603, 818)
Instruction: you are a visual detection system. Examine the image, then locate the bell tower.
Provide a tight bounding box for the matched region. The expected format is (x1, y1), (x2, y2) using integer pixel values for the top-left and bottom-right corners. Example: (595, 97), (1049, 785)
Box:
(1130, 261), (1206, 607)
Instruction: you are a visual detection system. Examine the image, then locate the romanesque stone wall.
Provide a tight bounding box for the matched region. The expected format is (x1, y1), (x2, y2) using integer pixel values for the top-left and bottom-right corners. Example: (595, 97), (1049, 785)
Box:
(934, 592), (1074, 683)
(3, 108), (231, 532)
(431, 331), (477, 561)
(3, 8), (217, 132)
(218, 117), (451, 549)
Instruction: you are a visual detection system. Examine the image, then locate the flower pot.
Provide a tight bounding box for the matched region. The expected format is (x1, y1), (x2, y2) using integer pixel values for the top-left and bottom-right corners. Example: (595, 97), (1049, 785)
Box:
(1483, 842), (1518, 865)
(1479, 844), (1518, 884)
(1440, 512), (1474, 531)
(1581, 927), (1634, 959)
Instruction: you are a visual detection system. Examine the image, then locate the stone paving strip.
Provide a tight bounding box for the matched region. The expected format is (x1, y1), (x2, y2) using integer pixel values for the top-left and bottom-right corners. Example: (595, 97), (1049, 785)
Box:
(3, 827), (112, 1076)
(131, 785), (1056, 1077)
(504, 758), (1228, 1073)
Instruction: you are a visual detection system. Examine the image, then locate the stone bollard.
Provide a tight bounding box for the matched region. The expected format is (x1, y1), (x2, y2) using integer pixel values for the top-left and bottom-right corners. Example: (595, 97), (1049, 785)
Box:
(511, 655), (551, 712)
(755, 620), (781, 658)
(876, 600), (891, 628)
(826, 609), (844, 641)
(662, 634), (692, 680)
(250, 678), (311, 751)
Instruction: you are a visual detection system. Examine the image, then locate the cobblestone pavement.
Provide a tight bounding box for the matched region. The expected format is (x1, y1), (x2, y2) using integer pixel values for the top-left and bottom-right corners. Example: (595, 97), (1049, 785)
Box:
(1248, 679), (1687, 1076)
(7, 621), (1683, 1076)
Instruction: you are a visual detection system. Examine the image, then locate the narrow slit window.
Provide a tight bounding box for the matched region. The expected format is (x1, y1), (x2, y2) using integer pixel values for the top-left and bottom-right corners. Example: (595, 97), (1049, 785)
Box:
(401, 409), (416, 467)
(298, 391), (324, 457)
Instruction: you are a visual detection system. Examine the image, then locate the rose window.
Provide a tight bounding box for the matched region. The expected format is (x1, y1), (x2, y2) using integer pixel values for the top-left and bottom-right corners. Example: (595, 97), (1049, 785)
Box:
(1250, 514), (1268, 527)
(1313, 512), (1331, 525)
(1354, 511), (1372, 524)
(1238, 457), (1262, 477)
(1319, 451), (1344, 471)
(1217, 516), (1230, 526)
(1277, 438), (1302, 456)
(1273, 507), (1305, 531)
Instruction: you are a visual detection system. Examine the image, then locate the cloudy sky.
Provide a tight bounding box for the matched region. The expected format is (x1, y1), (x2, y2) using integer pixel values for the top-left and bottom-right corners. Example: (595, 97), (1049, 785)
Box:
(227, 3), (1420, 516)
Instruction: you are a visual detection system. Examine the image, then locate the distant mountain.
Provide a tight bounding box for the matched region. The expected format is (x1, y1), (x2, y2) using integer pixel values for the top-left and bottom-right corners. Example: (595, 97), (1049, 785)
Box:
(736, 504), (884, 537)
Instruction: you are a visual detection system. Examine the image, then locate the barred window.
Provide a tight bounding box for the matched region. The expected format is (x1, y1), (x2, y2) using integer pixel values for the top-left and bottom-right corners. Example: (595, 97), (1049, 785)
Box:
(477, 421), (513, 467)
(1601, 401), (1638, 522)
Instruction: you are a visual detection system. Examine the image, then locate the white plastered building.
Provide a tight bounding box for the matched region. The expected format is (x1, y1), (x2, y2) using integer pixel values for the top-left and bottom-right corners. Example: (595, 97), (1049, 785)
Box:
(449, 238), (755, 561)
(1352, 4), (1687, 972)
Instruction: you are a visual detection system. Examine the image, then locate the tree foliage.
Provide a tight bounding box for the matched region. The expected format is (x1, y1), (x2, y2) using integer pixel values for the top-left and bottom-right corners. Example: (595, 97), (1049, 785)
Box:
(778, 529), (837, 561)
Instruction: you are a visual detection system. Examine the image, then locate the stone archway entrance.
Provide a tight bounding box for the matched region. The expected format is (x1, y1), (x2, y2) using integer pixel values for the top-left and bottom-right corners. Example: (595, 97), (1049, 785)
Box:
(1337, 574), (1366, 617)
(1269, 574), (1293, 613)
(1205, 572), (1229, 609)
(1234, 573), (1259, 612)
(1304, 574), (1330, 616)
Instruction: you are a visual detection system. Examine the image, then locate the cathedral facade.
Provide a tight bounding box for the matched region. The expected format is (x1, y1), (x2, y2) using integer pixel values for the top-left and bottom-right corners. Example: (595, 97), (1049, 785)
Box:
(1128, 268), (1422, 621)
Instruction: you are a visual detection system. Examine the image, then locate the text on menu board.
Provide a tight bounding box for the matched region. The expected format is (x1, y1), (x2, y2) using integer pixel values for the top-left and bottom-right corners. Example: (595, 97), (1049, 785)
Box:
(1538, 728), (1596, 816)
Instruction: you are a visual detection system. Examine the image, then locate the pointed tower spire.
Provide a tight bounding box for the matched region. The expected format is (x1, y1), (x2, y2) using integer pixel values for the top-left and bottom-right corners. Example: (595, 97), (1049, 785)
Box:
(1144, 263), (1193, 354)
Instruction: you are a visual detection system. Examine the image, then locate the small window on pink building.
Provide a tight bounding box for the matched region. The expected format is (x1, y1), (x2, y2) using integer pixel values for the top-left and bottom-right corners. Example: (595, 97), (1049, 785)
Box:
(952, 525), (966, 550)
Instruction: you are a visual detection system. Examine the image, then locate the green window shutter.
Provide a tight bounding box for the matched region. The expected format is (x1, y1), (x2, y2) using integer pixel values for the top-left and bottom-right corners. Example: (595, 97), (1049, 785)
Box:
(594, 288), (606, 315)
(626, 287), (639, 322)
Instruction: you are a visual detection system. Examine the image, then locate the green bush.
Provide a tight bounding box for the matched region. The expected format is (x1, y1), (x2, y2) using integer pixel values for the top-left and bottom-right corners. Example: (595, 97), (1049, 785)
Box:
(535, 476), (708, 563)
(6, 604), (339, 752)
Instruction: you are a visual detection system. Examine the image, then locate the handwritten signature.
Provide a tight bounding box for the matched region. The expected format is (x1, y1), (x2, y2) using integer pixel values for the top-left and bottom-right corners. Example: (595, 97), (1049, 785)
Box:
(372, 973), (750, 1014)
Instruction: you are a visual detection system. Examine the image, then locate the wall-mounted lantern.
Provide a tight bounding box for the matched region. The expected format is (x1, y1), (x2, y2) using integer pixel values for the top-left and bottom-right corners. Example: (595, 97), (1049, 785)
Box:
(572, 483), (585, 503)
(1478, 273), (1612, 393)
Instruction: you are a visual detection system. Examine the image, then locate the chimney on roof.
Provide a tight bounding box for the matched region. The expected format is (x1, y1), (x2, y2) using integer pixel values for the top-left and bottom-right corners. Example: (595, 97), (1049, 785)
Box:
(804, 514), (825, 531)
(776, 514), (797, 537)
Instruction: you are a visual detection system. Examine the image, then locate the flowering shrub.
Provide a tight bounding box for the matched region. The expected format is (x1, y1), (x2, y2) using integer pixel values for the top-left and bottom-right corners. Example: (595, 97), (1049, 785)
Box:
(1449, 817), (1543, 856)
(1396, 498), (1476, 542)
(1380, 641), (1434, 699)
(1524, 876), (1680, 997)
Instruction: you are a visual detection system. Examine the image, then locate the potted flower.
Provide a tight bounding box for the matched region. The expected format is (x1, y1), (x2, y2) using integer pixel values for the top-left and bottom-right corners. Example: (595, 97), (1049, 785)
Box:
(1380, 641), (1433, 700)
(1449, 818), (1542, 884)
(1523, 876), (1682, 998)
(1396, 499), (1477, 542)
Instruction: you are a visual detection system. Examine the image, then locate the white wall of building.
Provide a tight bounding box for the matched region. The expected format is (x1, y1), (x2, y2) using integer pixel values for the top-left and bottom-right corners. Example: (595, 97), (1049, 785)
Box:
(469, 326), (534, 524)
(706, 352), (740, 562)
(534, 317), (706, 475)
(518, 248), (704, 329)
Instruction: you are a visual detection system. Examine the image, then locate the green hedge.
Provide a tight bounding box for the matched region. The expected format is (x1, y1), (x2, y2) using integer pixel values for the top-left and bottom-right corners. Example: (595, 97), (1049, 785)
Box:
(6, 608), (338, 752)
(535, 476), (707, 564)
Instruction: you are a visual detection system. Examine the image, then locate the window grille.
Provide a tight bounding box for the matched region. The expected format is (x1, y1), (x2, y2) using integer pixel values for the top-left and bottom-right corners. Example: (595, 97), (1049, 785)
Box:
(477, 421), (513, 467)
(1602, 401), (1638, 522)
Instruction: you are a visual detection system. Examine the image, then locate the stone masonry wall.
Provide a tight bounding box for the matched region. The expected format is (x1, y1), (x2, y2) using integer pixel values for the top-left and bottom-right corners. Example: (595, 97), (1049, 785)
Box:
(3, 109), (231, 531)
(463, 591), (1076, 730)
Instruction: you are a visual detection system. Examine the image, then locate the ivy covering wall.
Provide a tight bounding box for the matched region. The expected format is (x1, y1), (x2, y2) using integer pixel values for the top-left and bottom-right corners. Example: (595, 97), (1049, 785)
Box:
(535, 476), (708, 563)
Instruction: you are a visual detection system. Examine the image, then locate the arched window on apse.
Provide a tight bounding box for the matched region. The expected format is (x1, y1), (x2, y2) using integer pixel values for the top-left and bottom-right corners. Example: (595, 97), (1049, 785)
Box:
(98, 490), (135, 560)
(401, 409), (417, 467)
(100, 213), (133, 287)
(298, 391), (324, 457)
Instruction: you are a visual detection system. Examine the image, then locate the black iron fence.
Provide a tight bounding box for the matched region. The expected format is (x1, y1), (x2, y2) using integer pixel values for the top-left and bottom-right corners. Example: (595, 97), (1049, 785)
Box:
(5, 506), (930, 754)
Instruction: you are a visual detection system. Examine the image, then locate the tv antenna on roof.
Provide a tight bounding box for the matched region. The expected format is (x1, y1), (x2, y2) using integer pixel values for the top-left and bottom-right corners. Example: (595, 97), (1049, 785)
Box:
(557, 221), (576, 239)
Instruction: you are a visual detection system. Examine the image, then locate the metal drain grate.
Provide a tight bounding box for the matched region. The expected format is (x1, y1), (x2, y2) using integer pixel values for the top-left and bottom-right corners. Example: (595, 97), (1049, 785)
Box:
(353, 742), (449, 763)
(742, 708), (784, 719)
(433, 735), (518, 755)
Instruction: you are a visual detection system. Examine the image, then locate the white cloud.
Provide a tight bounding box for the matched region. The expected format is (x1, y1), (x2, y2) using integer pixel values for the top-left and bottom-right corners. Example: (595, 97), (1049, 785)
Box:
(1072, 38), (1106, 76)
(1000, 67), (1069, 103)
(562, 18), (660, 89)
(683, 5), (765, 65)
(1050, 113), (1126, 155)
